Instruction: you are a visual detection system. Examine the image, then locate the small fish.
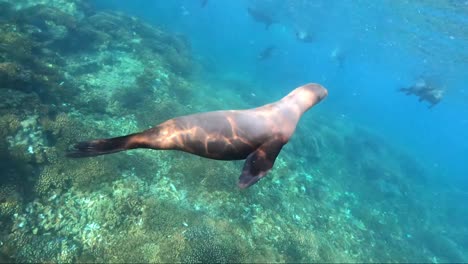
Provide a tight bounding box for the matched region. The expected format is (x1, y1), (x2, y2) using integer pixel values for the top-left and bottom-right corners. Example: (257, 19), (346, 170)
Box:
(296, 30), (314, 43)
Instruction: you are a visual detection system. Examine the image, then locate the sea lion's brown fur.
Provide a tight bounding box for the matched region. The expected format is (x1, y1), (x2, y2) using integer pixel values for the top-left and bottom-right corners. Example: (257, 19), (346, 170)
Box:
(67, 83), (328, 188)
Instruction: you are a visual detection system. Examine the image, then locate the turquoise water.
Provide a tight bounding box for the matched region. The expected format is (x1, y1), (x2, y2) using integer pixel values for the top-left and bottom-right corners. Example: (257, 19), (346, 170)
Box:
(0, 0), (467, 262)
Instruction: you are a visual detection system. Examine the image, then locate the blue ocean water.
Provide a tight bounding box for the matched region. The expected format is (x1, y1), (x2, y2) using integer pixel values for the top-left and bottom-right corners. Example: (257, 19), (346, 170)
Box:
(1, 0), (467, 262)
(96, 0), (468, 184)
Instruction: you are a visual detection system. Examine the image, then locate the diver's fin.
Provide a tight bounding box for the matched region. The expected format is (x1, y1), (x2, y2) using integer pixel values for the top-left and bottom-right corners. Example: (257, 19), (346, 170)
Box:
(238, 139), (284, 188)
(66, 133), (143, 158)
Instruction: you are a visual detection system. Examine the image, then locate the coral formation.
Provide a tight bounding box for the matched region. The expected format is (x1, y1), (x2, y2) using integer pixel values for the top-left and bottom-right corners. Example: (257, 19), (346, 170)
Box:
(182, 226), (237, 263)
(0, 185), (22, 220)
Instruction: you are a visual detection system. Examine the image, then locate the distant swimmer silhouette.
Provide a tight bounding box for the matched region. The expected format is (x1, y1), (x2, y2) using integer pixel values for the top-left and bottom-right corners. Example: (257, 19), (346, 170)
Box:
(67, 83), (328, 188)
(247, 7), (276, 30)
(330, 46), (346, 68)
(399, 79), (444, 108)
(200, 0), (208, 8)
(257, 45), (276, 61)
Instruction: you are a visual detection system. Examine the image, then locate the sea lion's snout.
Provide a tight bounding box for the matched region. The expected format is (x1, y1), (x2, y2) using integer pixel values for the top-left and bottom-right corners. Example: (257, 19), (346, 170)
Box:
(316, 86), (328, 100)
(310, 83), (328, 100)
(303, 83), (328, 101)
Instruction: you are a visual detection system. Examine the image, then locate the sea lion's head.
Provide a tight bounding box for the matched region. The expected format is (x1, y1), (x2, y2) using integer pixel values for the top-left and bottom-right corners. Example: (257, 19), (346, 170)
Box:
(293, 83), (328, 102)
(304, 83), (328, 101)
(430, 89), (444, 100)
(282, 83), (328, 114)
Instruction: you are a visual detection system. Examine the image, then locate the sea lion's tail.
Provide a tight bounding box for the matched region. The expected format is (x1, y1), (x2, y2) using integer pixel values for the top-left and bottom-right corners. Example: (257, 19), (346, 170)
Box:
(66, 134), (140, 158)
(398, 87), (412, 95)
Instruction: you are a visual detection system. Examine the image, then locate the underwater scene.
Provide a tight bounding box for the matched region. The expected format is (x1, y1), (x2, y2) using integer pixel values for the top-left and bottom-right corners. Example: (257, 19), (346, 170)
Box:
(1, 0), (467, 262)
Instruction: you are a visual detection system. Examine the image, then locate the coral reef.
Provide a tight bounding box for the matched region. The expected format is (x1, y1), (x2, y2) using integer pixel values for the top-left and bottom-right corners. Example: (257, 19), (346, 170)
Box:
(0, 185), (22, 220)
(182, 225), (238, 263)
(0, 18), (74, 103)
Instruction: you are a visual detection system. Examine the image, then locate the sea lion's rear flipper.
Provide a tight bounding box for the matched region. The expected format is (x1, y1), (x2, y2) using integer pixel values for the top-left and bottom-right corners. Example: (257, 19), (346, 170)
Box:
(398, 87), (411, 95)
(67, 133), (145, 158)
(238, 139), (284, 189)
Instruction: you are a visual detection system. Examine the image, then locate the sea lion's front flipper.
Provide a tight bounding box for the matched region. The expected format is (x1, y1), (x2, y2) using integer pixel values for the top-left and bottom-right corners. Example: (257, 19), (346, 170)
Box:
(238, 139), (284, 189)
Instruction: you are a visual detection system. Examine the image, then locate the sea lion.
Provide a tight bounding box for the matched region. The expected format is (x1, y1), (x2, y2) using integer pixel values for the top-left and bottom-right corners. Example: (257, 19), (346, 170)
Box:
(247, 7), (276, 30)
(257, 45), (276, 61)
(200, 0), (208, 8)
(330, 46), (346, 68)
(399, 79), (444, 108)
(67, 83), (328, 188)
